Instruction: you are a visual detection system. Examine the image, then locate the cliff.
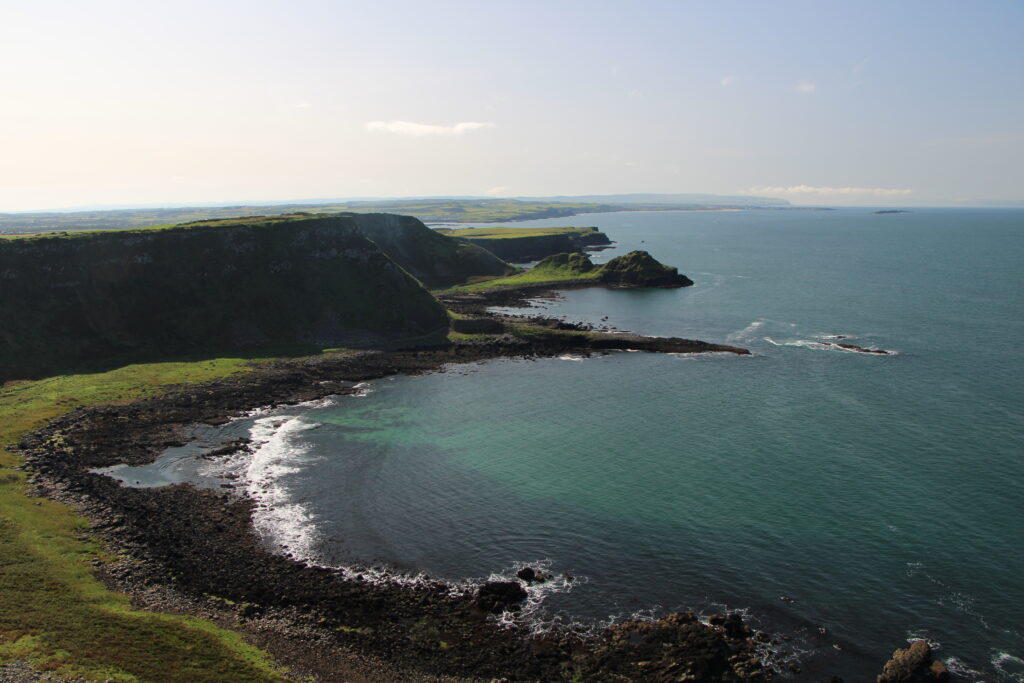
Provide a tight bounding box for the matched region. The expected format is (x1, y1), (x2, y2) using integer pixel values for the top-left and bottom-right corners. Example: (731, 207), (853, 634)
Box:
(438, 226), (612, 262)
(0, 214), (450, 380)
(349, 213), (511, 287)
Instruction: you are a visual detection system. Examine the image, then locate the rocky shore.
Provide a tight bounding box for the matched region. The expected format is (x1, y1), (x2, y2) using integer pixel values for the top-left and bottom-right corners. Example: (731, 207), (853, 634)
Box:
(18, 316), (776, 681)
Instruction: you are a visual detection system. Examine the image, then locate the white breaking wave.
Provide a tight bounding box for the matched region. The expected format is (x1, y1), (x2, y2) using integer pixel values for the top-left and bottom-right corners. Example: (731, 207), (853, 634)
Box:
(993, 652), (1024, 682)
(944, 656), (985, 680)
(479, 560), (583, 634)
(669, 351), (755, 361)
(351, 381), (375, 397)
(243, 416), (323, 560)
(764, 337), (896, 355)
(727, 320), (765, 343)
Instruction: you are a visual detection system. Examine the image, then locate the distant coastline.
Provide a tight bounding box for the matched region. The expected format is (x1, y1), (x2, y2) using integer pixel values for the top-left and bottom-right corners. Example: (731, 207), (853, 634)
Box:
(0, 197), (810, 236)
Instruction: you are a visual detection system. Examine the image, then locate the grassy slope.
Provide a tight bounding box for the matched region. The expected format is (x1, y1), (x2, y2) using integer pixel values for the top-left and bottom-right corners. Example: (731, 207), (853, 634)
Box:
(444, 253), (601, 292)
(0, 359), (287, 682)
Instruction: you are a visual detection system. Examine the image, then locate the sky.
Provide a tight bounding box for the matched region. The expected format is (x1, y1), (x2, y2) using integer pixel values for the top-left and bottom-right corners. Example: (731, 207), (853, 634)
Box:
(2, 0), (1022, 211)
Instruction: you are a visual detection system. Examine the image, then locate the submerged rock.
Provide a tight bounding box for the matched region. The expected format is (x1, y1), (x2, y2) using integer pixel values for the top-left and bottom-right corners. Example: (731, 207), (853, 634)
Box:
(877, 641), (949, 682)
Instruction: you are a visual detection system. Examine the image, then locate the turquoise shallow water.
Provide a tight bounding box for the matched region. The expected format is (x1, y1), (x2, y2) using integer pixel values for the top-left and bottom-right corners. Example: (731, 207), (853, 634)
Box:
(116, 208), (1024, 680)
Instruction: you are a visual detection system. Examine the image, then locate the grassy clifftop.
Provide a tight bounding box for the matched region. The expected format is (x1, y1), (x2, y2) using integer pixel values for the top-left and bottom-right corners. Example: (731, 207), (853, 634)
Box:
(0, 214), (450, 381)
(436, 226), (612, 262)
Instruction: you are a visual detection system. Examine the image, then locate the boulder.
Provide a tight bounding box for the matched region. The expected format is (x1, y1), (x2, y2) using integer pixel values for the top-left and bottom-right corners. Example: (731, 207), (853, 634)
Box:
(515, 567), (550, 584)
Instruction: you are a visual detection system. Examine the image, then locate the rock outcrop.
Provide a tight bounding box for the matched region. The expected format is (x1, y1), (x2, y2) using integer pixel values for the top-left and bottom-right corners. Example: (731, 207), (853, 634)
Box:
(599, 250), (694, 287)
(877, 641), (949, 682)
(0, 214), (451, 380)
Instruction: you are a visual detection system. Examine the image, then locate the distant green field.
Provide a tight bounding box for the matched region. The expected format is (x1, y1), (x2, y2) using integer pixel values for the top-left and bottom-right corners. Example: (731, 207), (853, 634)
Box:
(435, 226), (597, 239)
(0, 214), (320, 241)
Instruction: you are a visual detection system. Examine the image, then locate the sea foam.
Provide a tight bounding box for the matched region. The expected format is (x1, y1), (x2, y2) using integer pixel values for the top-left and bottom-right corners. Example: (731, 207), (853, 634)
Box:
(242, 416), (323, 560)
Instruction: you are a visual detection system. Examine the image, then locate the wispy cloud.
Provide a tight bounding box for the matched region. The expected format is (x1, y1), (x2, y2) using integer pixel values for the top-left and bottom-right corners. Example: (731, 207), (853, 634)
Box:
(365, 120), (495, 137)
(795, 80), (817, 94)
(293, 102), (313, 109)
(483, 185), (509, 196)
(720, 75), (736, 87)
(746, 185), (912, 197)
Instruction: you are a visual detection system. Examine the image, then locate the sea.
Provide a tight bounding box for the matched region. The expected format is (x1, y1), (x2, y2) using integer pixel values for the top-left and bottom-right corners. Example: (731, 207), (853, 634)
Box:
(104, 208), (1024, 681)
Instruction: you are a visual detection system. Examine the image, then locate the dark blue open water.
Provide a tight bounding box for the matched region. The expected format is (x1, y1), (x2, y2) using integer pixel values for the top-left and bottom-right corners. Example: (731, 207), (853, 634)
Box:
(111, 208), (1024, 680)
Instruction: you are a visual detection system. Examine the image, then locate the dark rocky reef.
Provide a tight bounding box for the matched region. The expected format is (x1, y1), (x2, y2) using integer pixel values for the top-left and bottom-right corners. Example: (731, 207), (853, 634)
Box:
(448, 226), (612, 262)
(350, 212), (511, 287)
(877, 641), (949, 682)
(599, 250), (694, 287)
(0, 214), (454, 381)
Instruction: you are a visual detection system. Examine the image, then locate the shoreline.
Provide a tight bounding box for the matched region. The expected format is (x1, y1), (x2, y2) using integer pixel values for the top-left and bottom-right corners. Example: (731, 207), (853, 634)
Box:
(19, 323), (777, 681)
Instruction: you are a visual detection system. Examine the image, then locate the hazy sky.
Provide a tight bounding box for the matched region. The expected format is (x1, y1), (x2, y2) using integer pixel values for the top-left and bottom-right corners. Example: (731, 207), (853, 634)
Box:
(2, 1), (1022, 210)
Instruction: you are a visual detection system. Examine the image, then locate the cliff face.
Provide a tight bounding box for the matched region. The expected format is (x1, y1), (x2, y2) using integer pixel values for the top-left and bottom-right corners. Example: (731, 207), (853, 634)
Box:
(350, 213), (510, 287)
(449, 227), (612, 263)
(0, 214), (450, 380)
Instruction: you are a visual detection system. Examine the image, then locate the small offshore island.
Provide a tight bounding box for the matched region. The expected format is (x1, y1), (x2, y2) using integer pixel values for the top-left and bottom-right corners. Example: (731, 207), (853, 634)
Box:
(1, 213), (943, 682)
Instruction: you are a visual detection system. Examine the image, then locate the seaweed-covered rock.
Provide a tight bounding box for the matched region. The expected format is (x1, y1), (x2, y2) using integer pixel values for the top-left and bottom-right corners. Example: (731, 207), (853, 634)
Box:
(599, 250), (694, 287)
(877, 641), (949, 682)
(580, 611), (767, 681)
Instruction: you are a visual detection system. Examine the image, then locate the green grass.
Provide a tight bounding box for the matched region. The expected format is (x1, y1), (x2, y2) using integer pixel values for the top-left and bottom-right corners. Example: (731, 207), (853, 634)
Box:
(0, 358), (291, 681)
(0, 213), (319, 242)
(443, 252), (602, 293)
